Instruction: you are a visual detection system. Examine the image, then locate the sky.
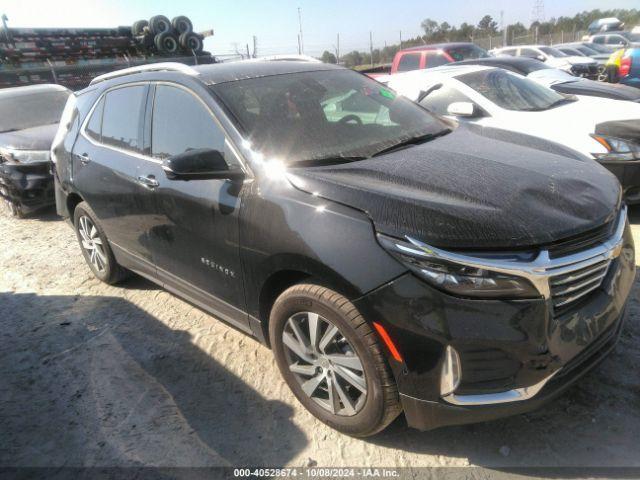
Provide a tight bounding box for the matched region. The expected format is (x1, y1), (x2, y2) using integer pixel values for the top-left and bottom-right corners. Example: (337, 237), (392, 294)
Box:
(2, 0), (639, 57)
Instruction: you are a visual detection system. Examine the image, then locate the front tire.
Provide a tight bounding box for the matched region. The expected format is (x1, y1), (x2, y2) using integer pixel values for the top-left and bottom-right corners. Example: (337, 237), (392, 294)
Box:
(269, 284), (401, 437)
(73, 202), (128, 284)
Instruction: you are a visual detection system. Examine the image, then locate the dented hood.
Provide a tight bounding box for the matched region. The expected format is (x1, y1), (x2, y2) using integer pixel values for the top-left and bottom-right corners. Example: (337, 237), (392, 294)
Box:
(289, 125), (621, 249)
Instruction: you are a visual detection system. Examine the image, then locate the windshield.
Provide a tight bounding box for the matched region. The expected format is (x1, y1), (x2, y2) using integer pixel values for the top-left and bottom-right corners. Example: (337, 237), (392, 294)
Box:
(576, 45), (598, 55)
(528, 68), (577, 84)
(457, 68), (571, 111)
(212, 69), (449, 165)
(446, 45), (489, 61)
(539, 47), (567, 57)
(0, 90), (70, 132)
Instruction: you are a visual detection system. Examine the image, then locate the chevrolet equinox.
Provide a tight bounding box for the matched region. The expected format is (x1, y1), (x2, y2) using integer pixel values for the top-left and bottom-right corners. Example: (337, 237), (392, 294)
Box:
(52, 61), (635, 436)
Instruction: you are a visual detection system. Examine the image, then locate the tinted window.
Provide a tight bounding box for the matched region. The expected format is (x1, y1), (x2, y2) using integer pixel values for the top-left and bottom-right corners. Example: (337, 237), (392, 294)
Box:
(151, 85), (225, 159)
(539, 47), (567, 57)
(593, 36), (605, 44)
(419, 84), (475, 116)
(212, 69), (448, 165)
(606, 35), (626, 45)
(426, 53), (451, 68)
(0, 90), (70, 132)
(101, 86), (147, 152)
(445, 45), (489, 61)
(85, 97), (104, 141)
(520, 48), (541, 58)
(457, 69), (571, 111)
(397, 53), (421, 72)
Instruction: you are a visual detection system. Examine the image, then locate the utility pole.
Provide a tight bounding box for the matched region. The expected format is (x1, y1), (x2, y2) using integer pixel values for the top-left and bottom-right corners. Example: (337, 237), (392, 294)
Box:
(246, 43), (250, 58)
(335, 33), (340, 63)
(369, 31), (373, 67)
(297, 34), (301, 55)
(252, 35), (257, 58)
(501, 10), (507, 47)
(399, 30), (402, 49)
(297, 7), (304, 54)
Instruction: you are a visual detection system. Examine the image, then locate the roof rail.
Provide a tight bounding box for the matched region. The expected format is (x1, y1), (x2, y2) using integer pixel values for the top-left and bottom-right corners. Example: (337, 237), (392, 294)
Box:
(89, 62), (199, 85)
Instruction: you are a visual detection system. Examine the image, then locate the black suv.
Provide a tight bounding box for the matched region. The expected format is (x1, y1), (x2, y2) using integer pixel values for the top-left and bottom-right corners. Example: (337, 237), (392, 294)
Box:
(53, 61), (635, 436)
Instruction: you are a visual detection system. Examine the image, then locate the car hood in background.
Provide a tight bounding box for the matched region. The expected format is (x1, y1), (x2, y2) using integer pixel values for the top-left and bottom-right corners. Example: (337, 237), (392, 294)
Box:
(0, 124), (59, 151)
(288, 125), (620, 249)
(549, 78), (640, 102)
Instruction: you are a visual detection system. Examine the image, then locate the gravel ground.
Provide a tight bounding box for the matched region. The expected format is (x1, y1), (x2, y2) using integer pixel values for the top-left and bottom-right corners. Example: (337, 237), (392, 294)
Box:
(1, 205), (639, 469)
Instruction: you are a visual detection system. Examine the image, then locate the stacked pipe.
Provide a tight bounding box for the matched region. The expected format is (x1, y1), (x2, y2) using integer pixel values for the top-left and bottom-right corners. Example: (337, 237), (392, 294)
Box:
(0, 15), (213, 90)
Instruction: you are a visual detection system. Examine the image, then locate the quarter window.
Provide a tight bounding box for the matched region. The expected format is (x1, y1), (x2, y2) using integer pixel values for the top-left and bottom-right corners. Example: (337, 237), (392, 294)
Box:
(419, 84), (475, 116)
(85, 97), (104, 142)
(101, 85), (147, 152)
(151, 85), (226, 159)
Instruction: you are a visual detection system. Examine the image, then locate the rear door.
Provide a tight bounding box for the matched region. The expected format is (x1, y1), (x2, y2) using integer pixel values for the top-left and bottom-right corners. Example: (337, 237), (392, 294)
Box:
(140, 82), (248, 330)
(72, 83), (157, 275)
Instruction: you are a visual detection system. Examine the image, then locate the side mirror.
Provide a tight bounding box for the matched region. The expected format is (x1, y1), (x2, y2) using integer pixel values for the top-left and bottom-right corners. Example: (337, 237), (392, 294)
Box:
(162, 148), (244, 181)
(447, 102), (478, 117)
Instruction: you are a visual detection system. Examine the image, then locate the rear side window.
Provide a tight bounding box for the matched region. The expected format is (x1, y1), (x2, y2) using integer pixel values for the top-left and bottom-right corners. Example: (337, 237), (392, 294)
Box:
(151, 85), (226, 159)
(397, 53), (421, 72)
(426, 53), (450, 68)
(85, 97), (104, 142)
(101, 85), (147, 153)
(593, 36), (605, 44)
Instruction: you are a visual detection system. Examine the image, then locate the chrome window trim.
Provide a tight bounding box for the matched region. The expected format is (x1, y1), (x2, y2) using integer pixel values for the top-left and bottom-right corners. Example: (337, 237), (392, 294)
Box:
(79, 80), (253, 177)
(395, 205), (627, 301)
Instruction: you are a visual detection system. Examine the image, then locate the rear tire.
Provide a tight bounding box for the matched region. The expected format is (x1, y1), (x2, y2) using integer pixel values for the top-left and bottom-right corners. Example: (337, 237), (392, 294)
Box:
(73, 202), (129, 284)
(131, 19), (148, 36)
(269, 284), (401, 437)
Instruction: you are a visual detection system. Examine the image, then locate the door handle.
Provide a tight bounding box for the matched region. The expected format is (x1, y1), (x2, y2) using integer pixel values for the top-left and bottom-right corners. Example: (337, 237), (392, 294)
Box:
(79, 153), (91, 165)
(137, 175), (159, 189)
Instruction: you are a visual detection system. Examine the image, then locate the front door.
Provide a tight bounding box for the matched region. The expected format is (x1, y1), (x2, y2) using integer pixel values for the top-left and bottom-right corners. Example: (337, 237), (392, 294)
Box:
(140, 83), (248, 330)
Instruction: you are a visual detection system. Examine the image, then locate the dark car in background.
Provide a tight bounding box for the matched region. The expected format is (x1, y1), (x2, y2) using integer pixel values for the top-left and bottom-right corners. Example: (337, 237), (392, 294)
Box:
(0, 84), (71, 217)
(457, 56), (640, 102)
(53, 61), (634, 436)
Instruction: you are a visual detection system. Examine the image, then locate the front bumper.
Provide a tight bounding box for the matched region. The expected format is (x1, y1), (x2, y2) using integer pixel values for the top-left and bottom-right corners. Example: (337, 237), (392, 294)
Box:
(355, 218), (635, 430)
(0, 161), (54, 214)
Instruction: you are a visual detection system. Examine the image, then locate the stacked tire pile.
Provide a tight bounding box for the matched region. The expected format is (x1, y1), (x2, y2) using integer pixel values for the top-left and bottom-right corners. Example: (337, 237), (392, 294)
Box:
(132, 15), (204, 55)
(0, 15), (212, 90)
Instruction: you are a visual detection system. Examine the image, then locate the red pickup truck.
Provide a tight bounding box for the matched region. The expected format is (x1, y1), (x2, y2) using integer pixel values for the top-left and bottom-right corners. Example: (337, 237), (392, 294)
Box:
(388, 42), (489, 75)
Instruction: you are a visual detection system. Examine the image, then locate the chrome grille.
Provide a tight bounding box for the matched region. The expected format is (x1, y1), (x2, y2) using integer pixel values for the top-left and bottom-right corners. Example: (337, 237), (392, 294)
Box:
(549, 258), (611, 313)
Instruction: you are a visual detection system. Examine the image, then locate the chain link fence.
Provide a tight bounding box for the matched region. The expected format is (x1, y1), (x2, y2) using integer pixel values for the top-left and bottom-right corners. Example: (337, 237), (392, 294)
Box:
(473, 30), (588, 51)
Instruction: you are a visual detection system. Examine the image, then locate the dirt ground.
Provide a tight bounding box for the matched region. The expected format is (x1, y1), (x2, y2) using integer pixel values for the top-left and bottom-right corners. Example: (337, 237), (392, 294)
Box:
(1, 205), (639, 470)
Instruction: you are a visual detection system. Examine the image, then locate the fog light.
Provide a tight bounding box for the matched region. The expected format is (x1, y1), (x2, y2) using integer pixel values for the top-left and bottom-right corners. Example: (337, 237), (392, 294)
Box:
(440, 345), (461, 396)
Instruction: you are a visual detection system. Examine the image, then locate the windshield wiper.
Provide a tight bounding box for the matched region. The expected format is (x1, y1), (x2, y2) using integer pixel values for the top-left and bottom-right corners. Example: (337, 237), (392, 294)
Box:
(371, 129), (451, 157)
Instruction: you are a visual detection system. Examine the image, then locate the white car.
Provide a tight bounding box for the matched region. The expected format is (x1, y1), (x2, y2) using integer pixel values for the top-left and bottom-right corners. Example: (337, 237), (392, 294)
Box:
(491, 45), (598, 78)
(385, 65), (640, 200)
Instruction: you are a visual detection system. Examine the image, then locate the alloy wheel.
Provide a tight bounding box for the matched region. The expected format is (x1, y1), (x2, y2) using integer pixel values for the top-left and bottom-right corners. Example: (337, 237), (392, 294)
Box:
(282, 312), (367, 416)
(78, 215), (107, 273)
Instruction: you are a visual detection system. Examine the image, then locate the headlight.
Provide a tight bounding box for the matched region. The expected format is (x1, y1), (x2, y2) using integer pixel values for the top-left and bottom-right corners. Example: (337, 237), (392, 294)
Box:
(591, 134), (640, 161)
(0, 148), (50, 164)
(378, 234), (540, 299)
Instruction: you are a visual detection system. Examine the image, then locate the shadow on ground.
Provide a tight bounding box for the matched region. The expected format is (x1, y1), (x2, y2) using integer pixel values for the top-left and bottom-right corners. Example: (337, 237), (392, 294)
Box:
(0, 291), (306, 467)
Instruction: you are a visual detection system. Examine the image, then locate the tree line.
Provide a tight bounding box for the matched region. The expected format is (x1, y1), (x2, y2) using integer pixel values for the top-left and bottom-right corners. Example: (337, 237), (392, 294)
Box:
(319, 8), (640, 67)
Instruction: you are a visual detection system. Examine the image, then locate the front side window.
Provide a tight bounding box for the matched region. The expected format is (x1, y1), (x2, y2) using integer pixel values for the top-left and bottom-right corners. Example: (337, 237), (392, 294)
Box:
(212, 69), (449, 165)
(0, 90), (70, 132)
(606, 35), (626, 45)
(101, 85), (147, 152)
(397, 53), (422, 72)
(457, 69), (572, 112)
(593, 36), (605, 44)
(419, 84), (476, 116)
(151, 85), (225, 159)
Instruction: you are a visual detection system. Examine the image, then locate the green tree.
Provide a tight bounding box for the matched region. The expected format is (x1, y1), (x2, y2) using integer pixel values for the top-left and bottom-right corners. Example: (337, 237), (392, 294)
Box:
(477, 15), (498, 35)
(320, 50), (337, 64)
(420, 18), (439, 38)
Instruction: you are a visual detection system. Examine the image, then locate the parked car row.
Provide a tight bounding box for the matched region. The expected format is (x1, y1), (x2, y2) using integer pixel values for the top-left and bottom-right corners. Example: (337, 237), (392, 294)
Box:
(0, 58), (637, 437)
